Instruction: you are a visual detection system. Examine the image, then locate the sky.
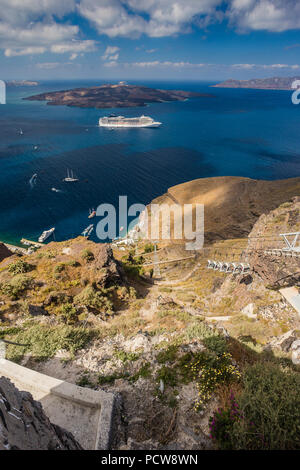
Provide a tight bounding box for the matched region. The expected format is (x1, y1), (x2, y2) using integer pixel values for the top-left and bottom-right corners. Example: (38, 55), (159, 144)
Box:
(0, 0), (300, 81)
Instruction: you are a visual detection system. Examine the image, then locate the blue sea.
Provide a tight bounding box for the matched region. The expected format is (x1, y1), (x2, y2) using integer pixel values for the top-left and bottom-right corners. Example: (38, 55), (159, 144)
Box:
(0, 79), (299, 245)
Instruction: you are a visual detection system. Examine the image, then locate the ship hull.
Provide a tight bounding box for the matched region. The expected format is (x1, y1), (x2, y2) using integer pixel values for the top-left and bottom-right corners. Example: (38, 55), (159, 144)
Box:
(99, 121), (161, 128)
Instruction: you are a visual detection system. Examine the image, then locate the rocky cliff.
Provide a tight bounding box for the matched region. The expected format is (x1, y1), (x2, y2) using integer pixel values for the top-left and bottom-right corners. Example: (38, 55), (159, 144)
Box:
(0, 243), (12, 263)
(247, 196), (300, 287)
(0, 377), (82, 450)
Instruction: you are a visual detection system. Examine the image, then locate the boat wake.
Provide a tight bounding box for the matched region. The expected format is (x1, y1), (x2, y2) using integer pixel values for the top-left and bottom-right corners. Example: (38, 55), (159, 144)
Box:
(29, 173), (37, 188)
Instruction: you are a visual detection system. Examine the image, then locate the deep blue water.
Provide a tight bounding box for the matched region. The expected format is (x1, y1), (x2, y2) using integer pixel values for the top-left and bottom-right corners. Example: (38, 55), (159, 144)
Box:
(0, 79), (299, 245)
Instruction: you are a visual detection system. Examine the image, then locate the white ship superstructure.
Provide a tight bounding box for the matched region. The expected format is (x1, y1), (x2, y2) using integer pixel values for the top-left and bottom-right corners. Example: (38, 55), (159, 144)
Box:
(38, 227), (55, 243)
(99, 115), (161, 128)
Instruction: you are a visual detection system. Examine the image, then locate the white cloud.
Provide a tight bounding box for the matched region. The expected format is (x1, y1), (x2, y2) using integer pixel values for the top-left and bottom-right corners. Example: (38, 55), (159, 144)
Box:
(102, 45), (120, 66)
(1, 0), (300, 63)
(77, 0), (300, 37)
(0, 0), (97, 58)
(124, 60), (300, 71)
(103, 60), (118, 67)
(36, 62), (61, 69)
(232, 63), (256, 69)
(4, 46), (46, 57)
(51, 40), (97, 54)
(102, 45), (120, 60)
(78, 0), (222, 38)
(0, 0), (75, 25)
(233, 62), (300, 69)
(129, 61), (207, 68)
(227, 0), (300, 32)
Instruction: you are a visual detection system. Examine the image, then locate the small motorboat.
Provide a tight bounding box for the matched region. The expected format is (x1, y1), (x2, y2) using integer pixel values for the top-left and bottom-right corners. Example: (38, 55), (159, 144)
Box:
(88, 208), (96, 218)
(63, 169), (79, 182)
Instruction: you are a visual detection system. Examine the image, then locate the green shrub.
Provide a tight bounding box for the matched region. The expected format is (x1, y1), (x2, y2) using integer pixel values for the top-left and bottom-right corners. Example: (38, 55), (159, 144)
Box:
(144, 243), (155, 253)
(129, 362), (151, 382)
(81, 249), (94, 262)
(192, 352), (241, 411)
(74, 286), (113, 313)
(210, 363), (300, 450)
(209, 392), (242, 450)
(203, 335), (228, 355)
(156, 345), (178, 364)
(156, 365), (178, 387)
(231, 363), (300, 450)
(8, 259), (33, 275)
(0, 275), (33, 299)
(0, 327), (22, 339)
(5, 324), (94, 362)
(98, 372), (130, 385)
(185, 321), (214, 342)
(114, 350), (140, 362)
(122, 263), (144, 278)
(76, 373), (94, 388)
(60, 303), (78, 324)
(54, 263), (65, 274)
(66, 260), (80, 267)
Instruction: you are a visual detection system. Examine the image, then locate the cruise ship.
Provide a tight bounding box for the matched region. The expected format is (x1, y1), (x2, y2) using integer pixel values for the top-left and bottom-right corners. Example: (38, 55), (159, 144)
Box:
(99, 115), (161, 128)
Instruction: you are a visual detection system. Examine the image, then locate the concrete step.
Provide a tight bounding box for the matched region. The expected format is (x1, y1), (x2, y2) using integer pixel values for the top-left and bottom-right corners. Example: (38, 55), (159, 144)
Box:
(280, 287), (300, 315)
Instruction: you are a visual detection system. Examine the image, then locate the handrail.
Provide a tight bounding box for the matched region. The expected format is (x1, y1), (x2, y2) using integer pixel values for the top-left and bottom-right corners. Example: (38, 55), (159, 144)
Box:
(0, 339), (29, 346)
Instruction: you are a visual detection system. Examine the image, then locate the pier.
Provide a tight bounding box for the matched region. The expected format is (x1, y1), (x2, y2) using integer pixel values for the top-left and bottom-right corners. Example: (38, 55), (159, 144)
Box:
(20, 238), (44, 248)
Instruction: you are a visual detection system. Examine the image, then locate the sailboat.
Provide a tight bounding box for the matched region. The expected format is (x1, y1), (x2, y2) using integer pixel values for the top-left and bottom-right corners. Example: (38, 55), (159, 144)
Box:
(81, 224), (94, 238)
(63, 169), (79, 182)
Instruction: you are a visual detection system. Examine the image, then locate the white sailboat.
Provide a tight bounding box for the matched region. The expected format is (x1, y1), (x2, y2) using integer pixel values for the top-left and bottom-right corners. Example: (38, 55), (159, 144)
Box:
(81, 224), (94, 238)
(63, 169), (79, 182)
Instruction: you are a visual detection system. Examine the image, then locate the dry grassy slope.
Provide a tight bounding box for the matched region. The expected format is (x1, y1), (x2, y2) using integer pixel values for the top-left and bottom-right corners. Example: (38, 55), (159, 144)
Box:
(149, 176), (300, 243)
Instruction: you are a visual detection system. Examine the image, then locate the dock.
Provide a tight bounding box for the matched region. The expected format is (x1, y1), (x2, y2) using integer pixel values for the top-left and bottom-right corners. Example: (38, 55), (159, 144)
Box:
(3, 242), (28, 255)
(20, 238), (44, 248)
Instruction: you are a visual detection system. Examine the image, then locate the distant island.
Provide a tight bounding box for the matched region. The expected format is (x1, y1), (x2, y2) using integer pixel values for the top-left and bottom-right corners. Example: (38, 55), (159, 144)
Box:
(7, 80), (39, 87)
(24, 82), (214, 109)
(212, 76), (300, 90)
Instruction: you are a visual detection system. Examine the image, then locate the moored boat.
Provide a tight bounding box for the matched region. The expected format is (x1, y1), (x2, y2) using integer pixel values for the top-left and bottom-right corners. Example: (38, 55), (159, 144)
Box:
(38, 227), (55, 243)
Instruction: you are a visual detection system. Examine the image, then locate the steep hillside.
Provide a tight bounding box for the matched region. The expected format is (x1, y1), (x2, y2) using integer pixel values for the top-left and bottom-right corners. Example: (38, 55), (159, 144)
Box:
(0, 197), (299, 450)
(146, 176), (300, 243)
